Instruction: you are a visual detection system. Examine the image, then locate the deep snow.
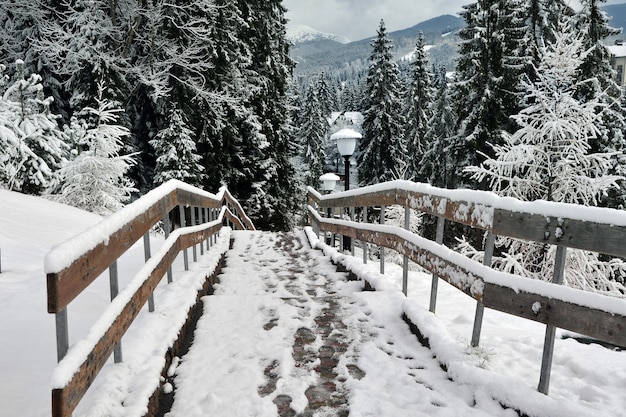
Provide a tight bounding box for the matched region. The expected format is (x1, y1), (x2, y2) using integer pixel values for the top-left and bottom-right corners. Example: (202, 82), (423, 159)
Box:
(1, 190), (625, 416)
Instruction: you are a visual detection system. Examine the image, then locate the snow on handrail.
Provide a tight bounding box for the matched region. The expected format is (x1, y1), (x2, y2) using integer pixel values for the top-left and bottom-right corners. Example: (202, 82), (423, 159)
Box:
(308, 180), (626, 258)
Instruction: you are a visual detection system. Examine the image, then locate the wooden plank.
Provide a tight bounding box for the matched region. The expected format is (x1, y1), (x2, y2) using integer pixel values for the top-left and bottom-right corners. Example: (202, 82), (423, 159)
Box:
(222, 192), (255, 230)
(483, 282), (626, 347)
(47, 192), (178, 313)
(319, 219), (482, 300)
(493, 209), (626, 258)
(319, 188), (493, 230)
(52, 239), (182, 417)
(175, 188), (222, 209)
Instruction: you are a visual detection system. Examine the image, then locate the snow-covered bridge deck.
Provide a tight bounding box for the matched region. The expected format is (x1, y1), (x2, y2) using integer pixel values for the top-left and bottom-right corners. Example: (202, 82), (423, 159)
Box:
(165, 230), (510, 416)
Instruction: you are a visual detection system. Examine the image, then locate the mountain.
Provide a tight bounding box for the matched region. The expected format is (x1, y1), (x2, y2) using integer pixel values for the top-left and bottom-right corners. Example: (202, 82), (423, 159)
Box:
(604, 3), (626, 39)
(291, 4), (626, 80)
(287, 24), (351, 45)
(290, 14), (463, 78)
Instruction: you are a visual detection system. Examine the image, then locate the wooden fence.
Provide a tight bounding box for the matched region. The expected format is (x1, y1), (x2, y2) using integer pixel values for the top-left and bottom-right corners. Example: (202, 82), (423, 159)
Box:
(307, 179), (626, 395)
(45, 180), (254, 417)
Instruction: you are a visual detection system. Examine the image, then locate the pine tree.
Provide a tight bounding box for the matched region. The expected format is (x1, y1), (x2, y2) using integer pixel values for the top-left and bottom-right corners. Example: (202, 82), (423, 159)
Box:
(299, 85), (327, 188)
(53, 83), (136, 215)
(405, 32), (434, 182)
(150, 108), (205, 187)
(238, 0), (299, 231)
(316, 72), (335, 118)
(465, 19), (625, 295)
(451, 0), (528, 190)
(0, 60), (68, 194)
(574, 0), (625, 208)
(420, 67), (456, 188)
(358, 20), (407, 186)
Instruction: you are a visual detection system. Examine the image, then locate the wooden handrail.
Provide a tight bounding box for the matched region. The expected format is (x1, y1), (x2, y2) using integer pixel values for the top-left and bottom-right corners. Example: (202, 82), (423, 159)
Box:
(46, 180), (254, 417)
(308, 181), (626, 257)
(46, 181), (253, 313)
(308, 207), (626, 347)
(307, 179), (626, 394)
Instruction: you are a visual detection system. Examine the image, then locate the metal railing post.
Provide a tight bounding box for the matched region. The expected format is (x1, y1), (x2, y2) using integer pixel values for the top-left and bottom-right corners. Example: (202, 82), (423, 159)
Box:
(109, 261), (122, 363)
(402, 206), (410, 296)
(143, 232), (155, 313)
(362, 206), (368, 264)
(55, 308), (69, 362)
(429, 216), (445, 313)
(163, 213), (173, 283)
(350, 206), (355, 256)
(538, 245), (567, 394)
(380, 205), (385, 274)
(179, 205), (189, 271)
(191, 207), (197, 262)
(471, 231), (495, 346)
(199, 208), (205, 256)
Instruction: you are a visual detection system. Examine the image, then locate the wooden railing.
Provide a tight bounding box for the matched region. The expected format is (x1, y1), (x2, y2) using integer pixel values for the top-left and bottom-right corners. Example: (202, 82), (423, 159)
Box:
(307, 179), (626, 395)
(44, 180), (254, 417)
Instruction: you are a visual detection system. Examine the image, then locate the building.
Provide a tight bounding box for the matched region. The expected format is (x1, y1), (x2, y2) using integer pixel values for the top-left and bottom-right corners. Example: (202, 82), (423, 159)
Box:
(608, 40), (626, 87)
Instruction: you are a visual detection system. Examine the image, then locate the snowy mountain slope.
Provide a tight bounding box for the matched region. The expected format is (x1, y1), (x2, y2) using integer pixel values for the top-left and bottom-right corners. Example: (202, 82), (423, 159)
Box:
(286, 24), (351, 44)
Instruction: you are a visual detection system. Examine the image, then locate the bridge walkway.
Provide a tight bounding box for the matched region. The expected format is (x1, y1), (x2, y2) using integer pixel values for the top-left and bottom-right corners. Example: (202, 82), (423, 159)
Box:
(164, 230), (509, 417)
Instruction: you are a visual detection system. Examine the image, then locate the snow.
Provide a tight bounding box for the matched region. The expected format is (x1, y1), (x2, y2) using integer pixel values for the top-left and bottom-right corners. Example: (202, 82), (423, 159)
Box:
(286, 24), (351, 44)
(44, 179), (220, 274)
(313, 179), (626, 227)
(607, 43), (626, 57)
(2, 190), (625, 417)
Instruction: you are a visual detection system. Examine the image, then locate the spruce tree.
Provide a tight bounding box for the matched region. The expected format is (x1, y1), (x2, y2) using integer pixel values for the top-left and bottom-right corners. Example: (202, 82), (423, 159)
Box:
(239, 0), (299, 231)
(0, 60), (68, 194)
(299, 85), (327, 188)
(575, 0), (625, 207)
(451, 0), (528, 190)
(420, 67), (456, 188)
(405, 32), (434, 182)
(150, 108), (205, 187)
(358, 20), (406, 186)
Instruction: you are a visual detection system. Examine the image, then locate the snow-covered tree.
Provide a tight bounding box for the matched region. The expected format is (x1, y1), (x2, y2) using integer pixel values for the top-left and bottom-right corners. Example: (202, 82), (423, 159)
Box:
(465, 20), (626, 296)
(0, 60), (68, 194)
(420, 67), (456, 188)
(405, 32), (434, 182)
(150, 107), (205, 187)
(316, 72), (335, 118)
(239, 0), (299, 231)
(53, 84), (136, 215)
(299, 84), (327, 188)
(358, 20), (406, 186)
(574, 0), (625, 208)
(450, 0), (528, 189)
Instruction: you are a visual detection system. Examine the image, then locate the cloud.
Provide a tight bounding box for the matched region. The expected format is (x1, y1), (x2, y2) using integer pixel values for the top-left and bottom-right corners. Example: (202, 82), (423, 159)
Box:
(283, 0), (467, 41)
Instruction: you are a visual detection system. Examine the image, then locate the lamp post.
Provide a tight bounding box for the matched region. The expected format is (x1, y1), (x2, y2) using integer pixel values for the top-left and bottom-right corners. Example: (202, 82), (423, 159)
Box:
(331, 128), (361, 191)
(330, 128), (361, 251)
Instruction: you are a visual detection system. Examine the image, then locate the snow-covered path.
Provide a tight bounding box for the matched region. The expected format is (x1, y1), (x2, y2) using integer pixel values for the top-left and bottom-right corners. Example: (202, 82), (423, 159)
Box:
(165, 230), (512, 417)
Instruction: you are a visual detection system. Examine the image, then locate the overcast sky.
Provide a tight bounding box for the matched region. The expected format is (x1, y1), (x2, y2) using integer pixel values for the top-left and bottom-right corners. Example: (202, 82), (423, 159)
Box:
(282, 0), (622, 42)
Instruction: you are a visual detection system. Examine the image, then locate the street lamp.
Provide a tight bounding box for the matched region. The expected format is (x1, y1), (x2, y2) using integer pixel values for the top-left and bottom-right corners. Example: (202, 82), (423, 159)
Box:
(319, 173), (339, 245)
(330, 128), (361, 252)
(331, 128), (361, 191)
(319, 172), (340, 193)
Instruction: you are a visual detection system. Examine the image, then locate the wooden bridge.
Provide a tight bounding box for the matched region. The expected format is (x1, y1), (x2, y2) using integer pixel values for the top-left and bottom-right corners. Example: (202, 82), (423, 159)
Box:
(45, 179), (626, 417)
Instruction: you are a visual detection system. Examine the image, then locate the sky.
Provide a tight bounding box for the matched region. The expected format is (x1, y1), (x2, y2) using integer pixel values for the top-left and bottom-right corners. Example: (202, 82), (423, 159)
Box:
(282, 0), (623, 42)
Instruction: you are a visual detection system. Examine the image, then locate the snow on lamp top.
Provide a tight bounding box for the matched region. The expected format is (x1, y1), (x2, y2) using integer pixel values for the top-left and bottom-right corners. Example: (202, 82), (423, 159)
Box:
(331, 128), (361, 156)
(319, 172), (340, 191)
